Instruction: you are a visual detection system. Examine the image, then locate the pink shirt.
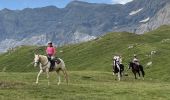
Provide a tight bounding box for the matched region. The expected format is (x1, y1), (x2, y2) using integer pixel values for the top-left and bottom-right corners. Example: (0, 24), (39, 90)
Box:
(46, 47), (56, 56)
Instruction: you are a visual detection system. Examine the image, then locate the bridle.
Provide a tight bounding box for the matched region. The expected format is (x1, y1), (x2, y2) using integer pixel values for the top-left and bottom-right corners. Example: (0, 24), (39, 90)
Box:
(34, 56), (40, 65)
(34, 55), (49, 67)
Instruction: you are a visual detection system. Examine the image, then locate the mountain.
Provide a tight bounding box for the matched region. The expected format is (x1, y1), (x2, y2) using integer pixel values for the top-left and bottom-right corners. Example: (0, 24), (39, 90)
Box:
(136, 1), (170, 33)
(0, 0), (170, 52)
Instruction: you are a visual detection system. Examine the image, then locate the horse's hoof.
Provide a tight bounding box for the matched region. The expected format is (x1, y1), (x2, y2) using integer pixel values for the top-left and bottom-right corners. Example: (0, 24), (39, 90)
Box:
(57, 82), (60, 85)
(112, 73), (115, 76)
(36, 82), (38, 84)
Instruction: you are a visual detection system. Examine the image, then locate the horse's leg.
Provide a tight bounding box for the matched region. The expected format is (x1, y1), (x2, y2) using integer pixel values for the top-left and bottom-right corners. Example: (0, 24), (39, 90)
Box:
(62, 69), (68, 85)
(112, 65), (115, 76)
(112, 69), (115, 76)
(141, 70), (145, 80)
(135, 73), (137, 79)
(118, 72), (121, 81)
(46, 68), (50, 85)
(114, 73), (117, 80)
(120, 64), (124, 76)
(117, 64), (121, 81)
(140, 70), (145, 80)
(36, 70), (43, 84)
(133, 71), (137, 79)
(139, 65), (145, 78)
(56, 70), (61, 85)
(112, 72), (115, 76)
(138, 71), (141, 79)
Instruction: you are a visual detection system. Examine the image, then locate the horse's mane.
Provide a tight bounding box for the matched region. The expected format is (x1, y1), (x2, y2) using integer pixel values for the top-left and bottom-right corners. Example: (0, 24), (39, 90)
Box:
(37, 54), (48, 60)
(38, 55), (46, 58)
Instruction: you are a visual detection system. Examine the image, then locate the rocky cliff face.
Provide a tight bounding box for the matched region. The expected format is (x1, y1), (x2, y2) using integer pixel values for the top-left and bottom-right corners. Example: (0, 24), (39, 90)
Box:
(0, 0), (170, 52)
(136, 2), (170, 34)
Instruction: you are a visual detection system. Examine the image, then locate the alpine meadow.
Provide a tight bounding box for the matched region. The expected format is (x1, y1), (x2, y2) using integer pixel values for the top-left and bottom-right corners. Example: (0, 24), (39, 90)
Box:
(0, 25), (170, 100)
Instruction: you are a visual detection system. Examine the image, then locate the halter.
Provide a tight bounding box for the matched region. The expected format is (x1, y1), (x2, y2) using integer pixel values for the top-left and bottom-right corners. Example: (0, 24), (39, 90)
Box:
(34, 59), (40, 65)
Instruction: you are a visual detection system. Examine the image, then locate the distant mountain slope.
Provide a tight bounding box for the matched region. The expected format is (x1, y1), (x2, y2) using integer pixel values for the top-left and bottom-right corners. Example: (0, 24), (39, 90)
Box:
(1, 25), (170, 82)
(0, 0), (170, 52)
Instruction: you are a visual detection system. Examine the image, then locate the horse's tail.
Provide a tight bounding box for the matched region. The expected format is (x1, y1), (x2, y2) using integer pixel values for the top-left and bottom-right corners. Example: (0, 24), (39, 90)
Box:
(139, 65), (145, 76)
(120, 64), (124, 72)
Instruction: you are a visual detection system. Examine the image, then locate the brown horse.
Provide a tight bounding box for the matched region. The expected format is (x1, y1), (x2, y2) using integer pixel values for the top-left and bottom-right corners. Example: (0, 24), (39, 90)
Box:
(129, 62), (145, 79)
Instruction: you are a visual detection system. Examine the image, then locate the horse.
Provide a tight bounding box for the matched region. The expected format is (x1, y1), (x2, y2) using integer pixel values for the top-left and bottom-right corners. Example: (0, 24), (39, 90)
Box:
(34, 54), (68, 85)
(129, 62), (145, 79)
(112, 60), (124, 81)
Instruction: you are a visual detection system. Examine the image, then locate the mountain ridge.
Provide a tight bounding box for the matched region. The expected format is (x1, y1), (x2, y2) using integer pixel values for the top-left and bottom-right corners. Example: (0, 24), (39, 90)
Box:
(0, 0), (170, 52)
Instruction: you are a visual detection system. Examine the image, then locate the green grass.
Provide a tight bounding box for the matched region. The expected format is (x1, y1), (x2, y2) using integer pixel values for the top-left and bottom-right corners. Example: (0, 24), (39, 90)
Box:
(0, 71), (170, 100)
(0, 26), (167, 70)
(1, 26), (170, 80)
(1, 25), (170, 99)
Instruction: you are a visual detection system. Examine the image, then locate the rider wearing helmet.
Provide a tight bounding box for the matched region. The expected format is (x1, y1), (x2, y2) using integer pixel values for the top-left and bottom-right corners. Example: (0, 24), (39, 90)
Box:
(46, 41), (56, 69)
(113, 55), (121, 72)
(133, 54), (139, 66)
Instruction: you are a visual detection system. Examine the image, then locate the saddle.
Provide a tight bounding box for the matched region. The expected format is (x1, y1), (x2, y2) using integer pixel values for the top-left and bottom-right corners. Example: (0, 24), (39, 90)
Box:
(133, 63), (140, 70)
(47, 57), (61, 71)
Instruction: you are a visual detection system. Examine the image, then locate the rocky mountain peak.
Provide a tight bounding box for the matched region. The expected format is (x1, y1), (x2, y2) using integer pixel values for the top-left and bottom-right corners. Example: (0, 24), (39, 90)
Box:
(0, 0), (170, 52)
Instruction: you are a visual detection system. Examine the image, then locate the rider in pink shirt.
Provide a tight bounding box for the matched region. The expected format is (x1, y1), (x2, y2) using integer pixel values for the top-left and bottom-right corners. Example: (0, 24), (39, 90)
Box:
(46, 42), (56, 58)
(46, 42), (57, 70)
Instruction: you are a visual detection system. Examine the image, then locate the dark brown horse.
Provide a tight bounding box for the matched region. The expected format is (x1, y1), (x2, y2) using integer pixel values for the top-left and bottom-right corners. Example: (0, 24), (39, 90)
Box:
(129, 62), (145, 79)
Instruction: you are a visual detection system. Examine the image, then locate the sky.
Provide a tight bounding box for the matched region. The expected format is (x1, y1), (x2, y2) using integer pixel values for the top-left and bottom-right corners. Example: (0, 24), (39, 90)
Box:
(0, 0), (133, 10)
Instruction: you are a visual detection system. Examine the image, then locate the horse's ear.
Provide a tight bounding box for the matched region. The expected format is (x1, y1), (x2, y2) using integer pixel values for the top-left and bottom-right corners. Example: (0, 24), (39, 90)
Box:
(34, 48), (39, 55)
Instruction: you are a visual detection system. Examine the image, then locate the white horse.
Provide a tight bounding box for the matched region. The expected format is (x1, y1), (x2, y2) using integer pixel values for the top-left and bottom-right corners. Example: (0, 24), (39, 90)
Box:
(34, 54), (68, 85)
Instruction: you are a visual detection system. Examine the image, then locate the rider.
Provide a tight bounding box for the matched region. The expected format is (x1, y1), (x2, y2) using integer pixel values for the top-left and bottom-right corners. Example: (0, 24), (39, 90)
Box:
(46, 41), (56, 69)
(133, 54), (140, 66)
(119, 55), (122, 65)
(113, 55), (121, 71)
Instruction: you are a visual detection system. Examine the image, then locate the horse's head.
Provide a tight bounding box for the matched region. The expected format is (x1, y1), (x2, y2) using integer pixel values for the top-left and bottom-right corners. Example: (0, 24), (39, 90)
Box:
(34, 54), (40, 67)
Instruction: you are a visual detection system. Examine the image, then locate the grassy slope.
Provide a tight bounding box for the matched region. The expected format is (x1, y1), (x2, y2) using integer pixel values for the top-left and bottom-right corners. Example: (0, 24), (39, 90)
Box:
(0, 25), (170, 80)
(0, 26), (170, 100)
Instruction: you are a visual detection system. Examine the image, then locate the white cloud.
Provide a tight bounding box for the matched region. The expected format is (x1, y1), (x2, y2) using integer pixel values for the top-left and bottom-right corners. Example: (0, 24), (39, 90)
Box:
(111, 0), (133, 4)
